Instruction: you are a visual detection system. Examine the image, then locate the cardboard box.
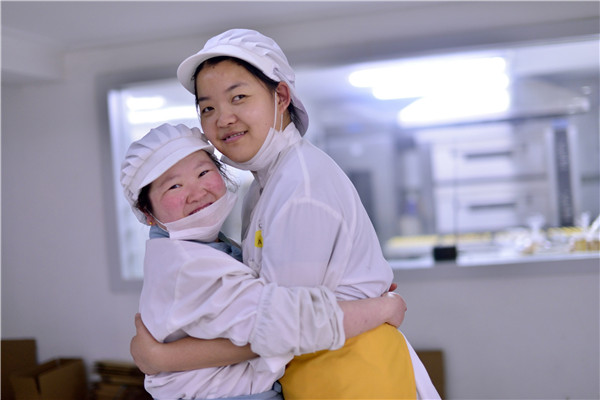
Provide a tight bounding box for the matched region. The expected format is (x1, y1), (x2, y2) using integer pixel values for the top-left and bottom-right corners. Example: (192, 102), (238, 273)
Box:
(10, 358), (87, 400)
(415, 349), (445, 399)
(1, 339), (38, 400)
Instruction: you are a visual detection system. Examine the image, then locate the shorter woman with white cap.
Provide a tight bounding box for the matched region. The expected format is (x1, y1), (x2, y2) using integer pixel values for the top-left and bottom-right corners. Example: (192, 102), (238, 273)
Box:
(121, 122), (409, 400)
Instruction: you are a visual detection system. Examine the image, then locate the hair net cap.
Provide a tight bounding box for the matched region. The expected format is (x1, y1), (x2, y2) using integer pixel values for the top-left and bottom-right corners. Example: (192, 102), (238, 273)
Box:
(177, 28), (309, 135)
(120, 123), (214, 224)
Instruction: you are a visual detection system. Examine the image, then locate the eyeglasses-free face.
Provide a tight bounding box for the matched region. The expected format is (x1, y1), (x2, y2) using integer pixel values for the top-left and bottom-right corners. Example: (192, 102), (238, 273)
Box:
(147, 150), (226, 225)
(195, 59), (285, 164)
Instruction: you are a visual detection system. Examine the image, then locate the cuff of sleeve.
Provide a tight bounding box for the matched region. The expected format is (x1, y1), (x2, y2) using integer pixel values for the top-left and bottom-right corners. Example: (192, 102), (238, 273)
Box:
(254, 354), (294, 374)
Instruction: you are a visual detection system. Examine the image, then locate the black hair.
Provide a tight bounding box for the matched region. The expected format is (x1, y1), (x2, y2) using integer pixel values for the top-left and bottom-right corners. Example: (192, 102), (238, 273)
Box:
(135, 151), (235, 217)
(192, 56), (301, 128)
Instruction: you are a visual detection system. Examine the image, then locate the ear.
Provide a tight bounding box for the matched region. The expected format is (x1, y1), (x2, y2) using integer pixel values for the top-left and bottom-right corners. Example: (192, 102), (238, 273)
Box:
(275, 82), (292, 112)
(143, 211), (155, 226)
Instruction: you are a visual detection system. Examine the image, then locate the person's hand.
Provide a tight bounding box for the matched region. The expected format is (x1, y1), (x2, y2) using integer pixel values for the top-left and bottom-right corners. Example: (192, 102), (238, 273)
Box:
(381, 291), (407, 328)
(130, 313), (161, 375)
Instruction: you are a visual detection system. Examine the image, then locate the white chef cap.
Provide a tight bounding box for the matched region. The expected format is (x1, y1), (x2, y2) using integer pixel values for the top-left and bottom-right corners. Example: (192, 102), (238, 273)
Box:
(120, 123), (214, 224)
(177, 28), (309, 135)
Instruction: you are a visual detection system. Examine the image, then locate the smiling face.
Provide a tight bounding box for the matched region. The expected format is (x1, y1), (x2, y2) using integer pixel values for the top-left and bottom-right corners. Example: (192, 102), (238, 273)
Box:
(147, 150), (227, 225)
(195, 59), (290, 163)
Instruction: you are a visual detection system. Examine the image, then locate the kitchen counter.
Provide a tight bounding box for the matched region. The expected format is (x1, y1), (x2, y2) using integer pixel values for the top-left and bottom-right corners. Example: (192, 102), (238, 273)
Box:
(389, 250), (599, 270)
(386, 226), (600, 273)
(388, 250), (599, 283)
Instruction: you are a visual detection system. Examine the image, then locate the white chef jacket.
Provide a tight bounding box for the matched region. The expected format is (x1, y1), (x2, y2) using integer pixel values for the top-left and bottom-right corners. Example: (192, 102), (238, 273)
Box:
(241, 124), (393, 301)
(238, 125), (440, 399)
(140, 238), (345, 400)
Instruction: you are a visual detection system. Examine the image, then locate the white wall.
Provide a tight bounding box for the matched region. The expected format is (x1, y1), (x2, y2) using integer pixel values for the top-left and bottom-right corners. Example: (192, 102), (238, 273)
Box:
(2, 6), (599, 399)
(395, 257), (599, 399)
(1, 35), (205, 372)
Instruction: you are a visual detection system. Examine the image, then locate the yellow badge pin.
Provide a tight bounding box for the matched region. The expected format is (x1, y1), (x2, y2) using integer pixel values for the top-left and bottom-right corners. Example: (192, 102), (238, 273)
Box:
(254, 230), (263, 248)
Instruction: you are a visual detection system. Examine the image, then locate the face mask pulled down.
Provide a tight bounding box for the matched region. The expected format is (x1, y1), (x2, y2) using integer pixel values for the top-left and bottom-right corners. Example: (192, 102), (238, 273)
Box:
(154, 190), (238, 242)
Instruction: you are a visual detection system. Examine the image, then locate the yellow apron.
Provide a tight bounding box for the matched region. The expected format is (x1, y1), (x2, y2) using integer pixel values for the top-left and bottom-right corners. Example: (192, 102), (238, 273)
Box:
(279, 324), (417, 399)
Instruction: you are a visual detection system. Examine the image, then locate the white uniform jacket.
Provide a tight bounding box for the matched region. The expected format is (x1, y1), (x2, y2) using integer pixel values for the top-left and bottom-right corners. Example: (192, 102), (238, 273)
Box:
(239, 125), (440, 399)
(140, 238), (345, 400)
(241, 124), (393, 302)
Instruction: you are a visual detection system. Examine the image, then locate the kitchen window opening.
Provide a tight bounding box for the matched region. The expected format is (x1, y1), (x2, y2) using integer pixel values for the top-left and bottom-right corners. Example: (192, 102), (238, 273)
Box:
(107, 36), (599, 282)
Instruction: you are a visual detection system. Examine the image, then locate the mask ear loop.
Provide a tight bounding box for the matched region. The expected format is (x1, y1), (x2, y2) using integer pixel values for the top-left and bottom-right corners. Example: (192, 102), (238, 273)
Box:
(279, 108), (284, 132)
(148, 211), (168, 232)
(273, 92), (284, 133)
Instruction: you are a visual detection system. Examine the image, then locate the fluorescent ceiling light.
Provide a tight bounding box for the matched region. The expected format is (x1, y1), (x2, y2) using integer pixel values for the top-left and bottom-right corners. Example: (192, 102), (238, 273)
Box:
(349, 54), (511, 126)
(349, 56), (509, 100)
(398, 90), (511, 127)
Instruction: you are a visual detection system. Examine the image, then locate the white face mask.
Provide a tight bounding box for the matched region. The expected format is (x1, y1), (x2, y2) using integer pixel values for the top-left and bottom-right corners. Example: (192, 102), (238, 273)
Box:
(221, 94), (283, 171)
(155, 190), (238, 242)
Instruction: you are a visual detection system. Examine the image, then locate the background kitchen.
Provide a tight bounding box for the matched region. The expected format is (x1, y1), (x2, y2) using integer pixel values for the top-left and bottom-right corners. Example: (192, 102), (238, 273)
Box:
(2, 1), (599, 399)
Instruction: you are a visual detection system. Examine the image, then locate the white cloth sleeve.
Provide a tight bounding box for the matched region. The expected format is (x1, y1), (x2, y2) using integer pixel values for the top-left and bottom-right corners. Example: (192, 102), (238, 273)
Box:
(249, 283), (346, 359)
(260, 198), (349, 289)
(259, 197), (390, 300)
(148, 242), (345, 362)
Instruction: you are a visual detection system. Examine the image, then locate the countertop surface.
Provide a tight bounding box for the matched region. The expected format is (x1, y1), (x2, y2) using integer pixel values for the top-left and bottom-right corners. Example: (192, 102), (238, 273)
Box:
(389, 250), (599, 270)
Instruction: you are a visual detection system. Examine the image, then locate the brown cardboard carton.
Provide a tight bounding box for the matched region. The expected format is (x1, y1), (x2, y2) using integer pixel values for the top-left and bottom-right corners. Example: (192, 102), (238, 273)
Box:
(1, 339), (38, 400)
(416, 350), (445, 399)
(10, 358), (87, 400)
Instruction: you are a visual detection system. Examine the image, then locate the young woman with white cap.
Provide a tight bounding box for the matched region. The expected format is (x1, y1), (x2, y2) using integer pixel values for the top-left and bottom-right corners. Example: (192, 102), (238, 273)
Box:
(131, 29), (440, 399)
(121, 122), (409, 400)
